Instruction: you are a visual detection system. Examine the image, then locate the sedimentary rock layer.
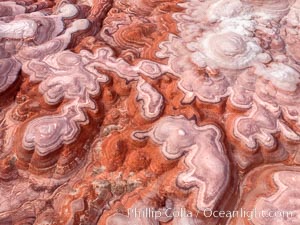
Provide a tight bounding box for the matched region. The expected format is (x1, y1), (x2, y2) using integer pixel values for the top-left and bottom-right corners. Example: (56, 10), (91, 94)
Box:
(0, 0), (300, 224)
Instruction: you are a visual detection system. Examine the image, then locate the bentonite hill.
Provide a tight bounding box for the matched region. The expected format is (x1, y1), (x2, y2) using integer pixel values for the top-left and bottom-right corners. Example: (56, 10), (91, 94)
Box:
(0, 0), (300, 224)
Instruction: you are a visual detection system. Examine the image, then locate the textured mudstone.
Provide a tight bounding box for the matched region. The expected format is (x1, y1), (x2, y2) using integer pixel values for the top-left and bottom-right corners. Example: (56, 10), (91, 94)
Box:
(0, 0), (300, 224)
(133, 116), (230, 211)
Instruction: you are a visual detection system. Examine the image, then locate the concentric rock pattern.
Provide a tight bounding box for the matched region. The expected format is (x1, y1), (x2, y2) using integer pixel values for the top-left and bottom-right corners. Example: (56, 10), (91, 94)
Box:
(0, 0), (300, 224)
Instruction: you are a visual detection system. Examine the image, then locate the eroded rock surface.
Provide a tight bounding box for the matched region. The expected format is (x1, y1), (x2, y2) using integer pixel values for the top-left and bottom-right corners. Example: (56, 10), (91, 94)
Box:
(0, 0), (300, 224)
